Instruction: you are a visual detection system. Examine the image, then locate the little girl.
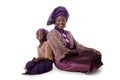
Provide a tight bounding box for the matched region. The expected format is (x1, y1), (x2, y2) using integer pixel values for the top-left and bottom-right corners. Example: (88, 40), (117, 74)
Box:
(23, 28), (53, 75)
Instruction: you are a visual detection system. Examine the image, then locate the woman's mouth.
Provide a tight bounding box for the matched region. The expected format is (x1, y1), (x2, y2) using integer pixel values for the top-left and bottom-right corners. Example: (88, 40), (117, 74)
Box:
(59, 24), (64, 27)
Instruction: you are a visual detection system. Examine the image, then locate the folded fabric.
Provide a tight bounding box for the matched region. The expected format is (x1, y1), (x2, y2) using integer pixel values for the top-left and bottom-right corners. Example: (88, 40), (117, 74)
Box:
(24, 59), (53, 75)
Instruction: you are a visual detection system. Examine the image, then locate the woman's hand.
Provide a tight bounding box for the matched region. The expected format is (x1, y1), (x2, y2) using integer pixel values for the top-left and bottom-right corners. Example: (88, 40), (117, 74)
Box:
(66, 50), (76, 55)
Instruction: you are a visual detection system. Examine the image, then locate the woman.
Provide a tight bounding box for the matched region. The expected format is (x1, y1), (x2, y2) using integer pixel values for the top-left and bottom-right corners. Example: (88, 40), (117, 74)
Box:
(24, 28), (53, 75)
(47, 6), (103, 74)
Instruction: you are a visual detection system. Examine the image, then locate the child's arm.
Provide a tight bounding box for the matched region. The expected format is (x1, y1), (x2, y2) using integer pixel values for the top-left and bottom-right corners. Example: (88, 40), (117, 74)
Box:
(44, 42), (53, 60)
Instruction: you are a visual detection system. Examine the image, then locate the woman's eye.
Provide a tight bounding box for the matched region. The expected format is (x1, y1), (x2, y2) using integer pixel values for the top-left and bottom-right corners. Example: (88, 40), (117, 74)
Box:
(57, 20), (65, 22)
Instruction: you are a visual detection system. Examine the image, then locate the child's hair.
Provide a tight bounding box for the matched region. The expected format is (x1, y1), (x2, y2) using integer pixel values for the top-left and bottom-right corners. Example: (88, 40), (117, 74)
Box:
(36, 28), (48, 41)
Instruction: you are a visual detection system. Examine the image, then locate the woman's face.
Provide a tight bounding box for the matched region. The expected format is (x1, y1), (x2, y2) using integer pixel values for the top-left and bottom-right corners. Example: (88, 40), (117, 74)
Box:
(36, 30), (44, 41)
(55, 16), (66, 29)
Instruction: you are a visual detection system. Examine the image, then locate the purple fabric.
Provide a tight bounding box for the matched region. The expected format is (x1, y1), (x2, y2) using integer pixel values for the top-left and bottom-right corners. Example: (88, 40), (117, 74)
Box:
(55, 27), (71, 48)
(47, 6), (69, 25)
(54, 50), (103, 74)
(36, 28), (48, 36)
(24, 59), (53, 75)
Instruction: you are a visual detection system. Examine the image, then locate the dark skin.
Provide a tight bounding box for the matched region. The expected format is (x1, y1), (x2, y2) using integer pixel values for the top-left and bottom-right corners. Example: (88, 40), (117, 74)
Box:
(55, 16), (100, 55)
(55, 16), (66, 30)
(36, 30), (45, 44)
(55, 16), (76, 55)
(32, 30), (45, 62)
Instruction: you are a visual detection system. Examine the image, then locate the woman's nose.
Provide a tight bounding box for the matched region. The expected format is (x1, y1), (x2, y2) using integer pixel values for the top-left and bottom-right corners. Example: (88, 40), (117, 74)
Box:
(60, 21), (65, 24)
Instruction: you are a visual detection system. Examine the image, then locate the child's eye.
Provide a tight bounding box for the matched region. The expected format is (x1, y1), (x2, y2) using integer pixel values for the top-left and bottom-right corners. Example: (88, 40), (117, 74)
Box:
(40, 34), (43, 36)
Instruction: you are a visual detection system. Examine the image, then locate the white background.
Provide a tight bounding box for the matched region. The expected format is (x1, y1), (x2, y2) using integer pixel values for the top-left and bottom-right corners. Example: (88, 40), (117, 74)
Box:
(0, 0), (120, 80)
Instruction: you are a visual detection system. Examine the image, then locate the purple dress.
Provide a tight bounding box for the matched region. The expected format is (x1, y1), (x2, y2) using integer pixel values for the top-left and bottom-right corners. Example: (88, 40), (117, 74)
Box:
(54, 50), (102, 73)
(47, 27), (103, 73)
(24, 59), (53, 75)
(23, 42), (53, 75)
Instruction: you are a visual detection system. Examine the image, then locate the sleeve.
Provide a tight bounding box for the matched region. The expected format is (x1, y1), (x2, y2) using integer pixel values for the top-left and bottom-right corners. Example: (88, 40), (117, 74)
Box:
(67, 31), (101, 55)
(67, 31), (87, 50)
(73, 38), (87, 50)
(72, 34), (101, 55)
(47, 32), (70, 61)
(44, 42), (53, 60)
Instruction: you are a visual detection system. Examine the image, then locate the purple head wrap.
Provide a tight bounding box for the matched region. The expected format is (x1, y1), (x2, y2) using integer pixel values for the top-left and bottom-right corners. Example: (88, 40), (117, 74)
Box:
(36, 28), (48, 35)
(47, 6), (69, 25)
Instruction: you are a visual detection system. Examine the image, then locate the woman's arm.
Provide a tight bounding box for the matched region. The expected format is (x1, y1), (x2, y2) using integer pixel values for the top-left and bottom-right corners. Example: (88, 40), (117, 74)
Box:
(73, 36), (101, 55)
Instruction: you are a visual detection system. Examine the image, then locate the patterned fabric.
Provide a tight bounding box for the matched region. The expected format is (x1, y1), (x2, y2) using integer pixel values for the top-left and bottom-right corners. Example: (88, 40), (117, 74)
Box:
(47, 29), (103, 73)
(62, 33), (70, 48)
(47, 29), (86, 61)
(47, 6), (69, 25)
(55, 27), (70, 48)
(37, 41), (53, 60)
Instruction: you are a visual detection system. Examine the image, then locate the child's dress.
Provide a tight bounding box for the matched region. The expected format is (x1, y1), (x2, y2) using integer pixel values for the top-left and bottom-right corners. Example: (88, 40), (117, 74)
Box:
(24, 41), (53, 75)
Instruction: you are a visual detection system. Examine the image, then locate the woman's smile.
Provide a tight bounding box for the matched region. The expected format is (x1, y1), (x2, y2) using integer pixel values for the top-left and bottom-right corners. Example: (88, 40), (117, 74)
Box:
(55, 16), (66, 29)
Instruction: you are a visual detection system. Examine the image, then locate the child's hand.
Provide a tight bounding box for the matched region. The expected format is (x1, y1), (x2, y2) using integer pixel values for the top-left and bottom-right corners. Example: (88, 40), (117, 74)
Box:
(32, 57), (39, 62)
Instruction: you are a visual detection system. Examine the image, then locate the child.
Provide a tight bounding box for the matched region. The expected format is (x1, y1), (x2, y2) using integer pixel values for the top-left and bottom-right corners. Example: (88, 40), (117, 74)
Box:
(23, 28), (53, 75)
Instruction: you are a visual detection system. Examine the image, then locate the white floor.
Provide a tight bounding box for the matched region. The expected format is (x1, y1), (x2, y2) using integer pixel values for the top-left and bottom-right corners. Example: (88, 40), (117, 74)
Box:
(0, 0), (120, 80)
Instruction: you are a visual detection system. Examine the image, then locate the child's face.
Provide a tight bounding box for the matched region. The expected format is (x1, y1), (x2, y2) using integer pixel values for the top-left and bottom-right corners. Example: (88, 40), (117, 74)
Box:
(36, 30), (44, 41)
